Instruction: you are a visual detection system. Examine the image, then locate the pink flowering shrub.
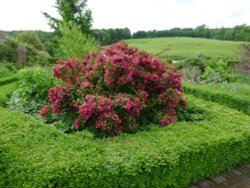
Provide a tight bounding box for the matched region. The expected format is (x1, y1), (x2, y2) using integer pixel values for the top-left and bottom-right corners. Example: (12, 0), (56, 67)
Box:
(41, 42), (186, 136)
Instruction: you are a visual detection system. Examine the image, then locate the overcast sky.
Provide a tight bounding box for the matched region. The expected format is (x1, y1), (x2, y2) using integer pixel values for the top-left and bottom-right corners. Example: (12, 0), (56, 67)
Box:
(0, 0), (250, 33)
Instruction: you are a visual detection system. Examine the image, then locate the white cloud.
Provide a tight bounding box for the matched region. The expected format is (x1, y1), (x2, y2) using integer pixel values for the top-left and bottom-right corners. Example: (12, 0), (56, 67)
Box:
(0, 0), (250, 32)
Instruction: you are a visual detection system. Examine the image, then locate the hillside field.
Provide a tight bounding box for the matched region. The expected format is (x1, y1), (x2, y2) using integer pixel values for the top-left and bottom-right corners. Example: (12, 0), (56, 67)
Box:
(124, 37), (246, 59)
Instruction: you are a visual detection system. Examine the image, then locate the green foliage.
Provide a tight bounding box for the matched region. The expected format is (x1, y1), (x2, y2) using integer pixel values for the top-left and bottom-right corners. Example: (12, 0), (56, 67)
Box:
(206, 58), (229, 70)
(0, 37), (18, 62)
(177, 56), (232, 84)
(132, 24), (250, 42)
(181, 66), (201, 83)
(17, 32), (45, 51)
(176, 101), (210, 122)
(4, 30), (56, 56)
(56, 21), (97, 59)
(0, 74), (19, 86)
(0, 95), (250, 187)
(16, 32), (52, 66)
(200, 67), (230, 84)
(8, 67), (59, 116)
(94, 28), (132, 45)
(0, 81), (19, 106)
(0, 32), (51, 66)
(183, 82), (250, 115)
(24, 46), (52, 67)
(177, 55), (209, 71)
(43, 0), (93, 36)
(0, 61), (17, 78)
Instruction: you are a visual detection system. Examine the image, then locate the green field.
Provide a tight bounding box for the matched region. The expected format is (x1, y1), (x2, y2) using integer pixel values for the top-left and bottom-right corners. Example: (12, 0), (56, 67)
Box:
(124, 37), (246, 59)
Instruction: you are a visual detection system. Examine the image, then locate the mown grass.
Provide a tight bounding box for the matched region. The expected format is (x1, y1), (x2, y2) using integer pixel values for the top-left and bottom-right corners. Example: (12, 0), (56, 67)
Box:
(124, 37), (246, 59)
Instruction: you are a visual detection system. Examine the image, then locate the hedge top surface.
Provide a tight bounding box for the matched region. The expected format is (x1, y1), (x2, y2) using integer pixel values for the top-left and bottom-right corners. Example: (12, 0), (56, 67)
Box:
(0, 74), (19, 86)
(1, 95), (250, 187)
(0, 81), (19, 106)
(183, 82), (250, 100)
(183, 82), (250, 115)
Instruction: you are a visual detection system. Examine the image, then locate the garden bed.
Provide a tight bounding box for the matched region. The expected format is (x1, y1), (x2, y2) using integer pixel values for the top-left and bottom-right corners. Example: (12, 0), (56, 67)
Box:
(0, 95), (249, 187)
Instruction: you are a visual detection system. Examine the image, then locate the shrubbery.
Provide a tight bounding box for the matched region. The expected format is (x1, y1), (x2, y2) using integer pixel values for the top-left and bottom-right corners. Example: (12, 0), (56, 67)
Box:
(0, 61), (17, 78)
(183, 82), (250, 115)
(8, 67), (59, 116)
(1, 96), (250, 188)
(41, 42), (186, 136)
(0, 37), (18, 63)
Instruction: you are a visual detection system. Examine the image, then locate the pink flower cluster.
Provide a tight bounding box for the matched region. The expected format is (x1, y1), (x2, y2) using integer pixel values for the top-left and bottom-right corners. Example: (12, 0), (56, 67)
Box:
(41, 42), (186, 136)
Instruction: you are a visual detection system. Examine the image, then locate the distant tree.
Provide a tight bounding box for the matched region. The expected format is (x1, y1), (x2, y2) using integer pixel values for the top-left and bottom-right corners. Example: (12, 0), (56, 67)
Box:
(94, 28), (131, 45)
(133, 31), (148, 38)
(132, 24), (250, 42)
(195, 24), (210, 38)
(94, 30), (112, 45)
(43, 0), (93, 36)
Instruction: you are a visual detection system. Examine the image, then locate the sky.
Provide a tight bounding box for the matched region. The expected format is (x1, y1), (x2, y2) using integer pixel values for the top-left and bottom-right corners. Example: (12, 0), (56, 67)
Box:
(0, 0), (250, 33)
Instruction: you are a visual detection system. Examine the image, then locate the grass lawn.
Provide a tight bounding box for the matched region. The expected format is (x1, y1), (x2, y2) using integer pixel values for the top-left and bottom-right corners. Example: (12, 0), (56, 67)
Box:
(124, 37), (246, 59)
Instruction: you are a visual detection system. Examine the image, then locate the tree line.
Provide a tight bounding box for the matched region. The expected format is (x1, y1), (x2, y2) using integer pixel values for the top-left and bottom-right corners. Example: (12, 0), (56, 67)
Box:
(3, 24), (250, 52)
(133, 24), (250, 42)
(94, 28), (131, 45)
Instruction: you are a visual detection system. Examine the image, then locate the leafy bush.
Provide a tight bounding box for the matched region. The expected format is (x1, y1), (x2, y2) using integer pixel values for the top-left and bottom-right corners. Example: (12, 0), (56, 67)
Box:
(0, 37), (18, 62)
(183, 82), (250, 115)
(201, 67), (230, 84)
(8, 67), (59, 116)
(0, 61), (17, 78)
(41, 42), (186, 136)
(16, 32), (52, 66)
(177, 56), (231, 85)
(175, 55), (209, 72)
(176, 101), (211, 122)
(17, 32), (45, 51)
(1, 95), (250, 188)
(181, 65), (201, 83)
(56, 21), (98, 59)
(25, 46), (52, 66)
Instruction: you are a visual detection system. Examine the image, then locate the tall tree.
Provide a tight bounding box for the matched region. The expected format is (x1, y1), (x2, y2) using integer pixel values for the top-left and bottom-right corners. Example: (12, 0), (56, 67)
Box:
(43, 0), (93, 36)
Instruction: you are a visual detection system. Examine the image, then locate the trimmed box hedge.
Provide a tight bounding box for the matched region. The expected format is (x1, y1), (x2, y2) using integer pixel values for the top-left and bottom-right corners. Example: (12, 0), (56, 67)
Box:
(183, 82), (250, 115)
(0, 95), (250, 188)
(0, 81), (19, 106)
(0, 75), (19, 86)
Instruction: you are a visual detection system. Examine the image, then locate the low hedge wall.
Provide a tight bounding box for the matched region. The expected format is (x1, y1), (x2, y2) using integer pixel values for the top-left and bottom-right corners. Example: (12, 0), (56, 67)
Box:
(183, 82), (250, 115)
(0, 95), (250, 188)
(0, 75), (19, 86)
(0, 81), (19, 106)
